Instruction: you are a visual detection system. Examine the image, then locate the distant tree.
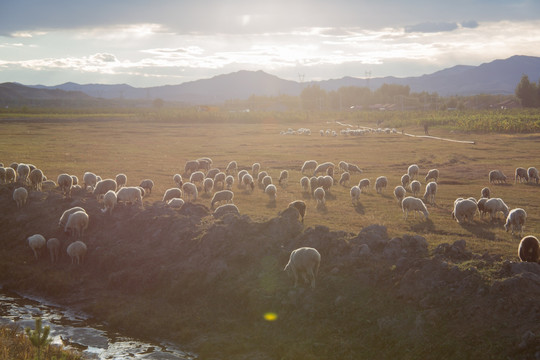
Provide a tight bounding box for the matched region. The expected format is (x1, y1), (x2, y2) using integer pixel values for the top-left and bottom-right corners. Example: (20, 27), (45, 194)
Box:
(153, 98), (164, 108)
(300, 85), (327, 111)
(515, 75), (539, 107)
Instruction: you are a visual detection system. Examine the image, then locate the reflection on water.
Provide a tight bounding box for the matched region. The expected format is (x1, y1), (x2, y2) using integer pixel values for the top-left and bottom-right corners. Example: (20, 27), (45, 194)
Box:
(0, 288), (195, 359)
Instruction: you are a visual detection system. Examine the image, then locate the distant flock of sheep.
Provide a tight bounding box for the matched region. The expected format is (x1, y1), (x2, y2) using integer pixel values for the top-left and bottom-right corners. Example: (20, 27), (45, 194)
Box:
(1, 156), (539, 289)
(279, 126), (398, 137)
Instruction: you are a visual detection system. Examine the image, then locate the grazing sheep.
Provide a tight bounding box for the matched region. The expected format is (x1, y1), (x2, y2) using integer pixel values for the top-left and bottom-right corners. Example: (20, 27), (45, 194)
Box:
(338, 161), (349, 173)
(515, 167), (529, 183)
(211, 190), (234, 209)
(477, 197), (489, 218)
(407, 164), (419, 179)
(115, 173), (127, 188)
(92, 179), (117, 199)
(278, 170), (289, 186)
(57, 173), (73, 198)
(167, 198), (185, 209)
(242, 173), (255, 191)
(401, 196), (429, 220)
(504, 208), (527, 235)
(375, 176), (387, 194)
(393, 185), (406, 206)
(528, 167), (539, 184)
(226, 161), (238, 175)
(351, 185), (361, 205)
(203, 177), (214, 194)
(47, 238), (60, 263)
(300, 176), (310, 192)
(71, 175), (78, 186)
(489, 169), (507, 184)
(339, 172), (350, 186)
(184, 160), (199, 176)
(359, 178), (370, 192)
(16, 163), (30, 184)
(13, 187), (28, 208)
(0, 167), (5, 184)
(262, 175), (273, 190)
(288, 200), (307, 223)
(314, 187), (326, 206)
(481, 187), (491, 199)
(65, 211), (89, 239)
(313, 162), (335, 176)
(410, 180), (421, 197)
(139, 179), (154, 195)
(163, 188), (182, 202)
(238, 169), (249, 186)
(484, 197), (509, 221)
(423, 181), (437, 205)
(116, 186), (143, 206)
(29, 168), (44, 191)
(67, 240), (87, 265)
(309, 176), (318, 195)
(206, 168), (220, 180)
(265, 184), (277, 202)
(173, 174), (183, 188)
(213, 172), (226, 190)
(58, 207), (86, 228)
(182, 182), (198, 202)
(453, 198), (477, 223)
(425, 169), (439, 182)
(190, 171), (205, 185)
(301, 160), (318, 175)
(101, 190), (117, 215)
(322, 175), (334, 192)
(225, 175), (234, 190)
(42, 179), (56, 190)
(252, 162), (260, 178)
(401, 174), (410, 188)
(27, 234), (46, 260)
(197, 158), (212, 171)
(138, 186), (146, 198)
(326, 167), (334, 178)
(83, 171), (98, 190)
(213, 203), (240, 218)
(347, 163), (362, 174)
(284, 247), (321, 289)
(5, 167), (16, 183)
(518, 236), (540, 262)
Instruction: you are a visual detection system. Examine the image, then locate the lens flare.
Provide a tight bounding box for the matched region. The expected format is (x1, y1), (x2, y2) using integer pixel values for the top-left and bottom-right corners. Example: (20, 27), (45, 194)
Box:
(263, 312), (278, 321)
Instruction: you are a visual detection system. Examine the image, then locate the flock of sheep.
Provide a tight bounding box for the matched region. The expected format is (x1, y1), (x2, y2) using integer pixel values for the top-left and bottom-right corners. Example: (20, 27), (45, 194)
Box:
(2, 155), (539, 289)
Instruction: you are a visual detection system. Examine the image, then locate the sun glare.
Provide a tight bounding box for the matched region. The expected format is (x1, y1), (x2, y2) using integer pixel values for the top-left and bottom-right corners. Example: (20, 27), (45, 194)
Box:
(263, 312), (278, 321)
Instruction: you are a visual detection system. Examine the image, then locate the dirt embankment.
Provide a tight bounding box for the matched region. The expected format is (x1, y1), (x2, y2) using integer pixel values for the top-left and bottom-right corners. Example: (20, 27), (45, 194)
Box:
(0, 183), (539, 359)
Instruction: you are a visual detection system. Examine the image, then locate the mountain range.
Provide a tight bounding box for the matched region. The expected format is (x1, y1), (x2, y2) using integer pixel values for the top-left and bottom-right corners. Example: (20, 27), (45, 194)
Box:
(3, 55), (540, 105)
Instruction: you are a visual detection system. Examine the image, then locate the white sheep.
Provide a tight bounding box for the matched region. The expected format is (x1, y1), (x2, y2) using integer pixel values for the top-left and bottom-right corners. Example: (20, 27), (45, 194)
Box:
(189, 171), (205, 185)
(313, 162), (335, 176)
(338, 161), (349, 173)
(115, 173), (127, 188)
(300, 176), (310, 192)
(288, 200), (307, 223)
(321, 175), (333, 192)
(518, 236), (540, 262)
(375, 176), (387, 194)
(167, 198), (185, 209)
(225, 175), (234, 190)
(257, 171), (268, 185)
(238, 169), (249, 187)
(67, 240), (87, 265)
(481, 187), (490, 199)
(477, 197), (489, 218)
(423, 181), (437, 205)
(339, 172), (350, 186)
(410, 180), (421, 197)
(284, 247), (321, 289)
(359, 178), (370, 192)
(393, 185), (406, 206)
(197, 158), (212, 171)
(163, 188), (182, 202)
(425, 169), (439, 182)
(116, 186), (143, 206)
(453, 198), (477, 224)
(401, 174), (410, 188)
(57, 173), (73, 198)
(262, 175), (273, 190)
(504, 208), (527, 235)
(71, 175), (79, 186)
(350, 185), (361, 205)
(242, 173), (255, 191)
(203, 177), (214, 194)
(407, 164), (419, 179)
(83, 171), (98, 190)
(314, 186), (326, 206)
(182, 182), (198, 202)
(27, 234), (46, 259)
(65, 210), (89, 239)
(347, 163), (362, 174)
(278, 170), (289, 186)
(16, 163), (30, 184)
(484, 197), (509, 221)
(211, 190), (234, 209)
(206, 168), (221, 180)
(214, 172), (226, 190)
(173, 174), (183, 188)
(265, 184), (277, 202)
(184, 160), (199, 176)
(92, 179), (117, 199)
(58, 206), (86, 228)
(5, 167), (16, 183)
(226, 161), (238, 175)
(309, 176), (318, 195)
(515, 167), (529, 183)
(252, 162), (260, 178)
(301, 160), (318, 175)
(489, 169), (507, 184)
(102, 190), (117, 215)
(42, 180), (56, 191)
(528, 167), (539, 184)
(402, 196), (429, 220)
(213, 203), (240, 218)
(47, 238), (60, 263)
(13, 187), (28, 208)
(29, 168), (44, 191)
(139, 179), (154, 195)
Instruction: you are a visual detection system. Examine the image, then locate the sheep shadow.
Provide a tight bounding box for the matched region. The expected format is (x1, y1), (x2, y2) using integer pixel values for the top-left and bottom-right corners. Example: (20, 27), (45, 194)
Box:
(302, 192), (312, 200)
(409, 218), (435, 232)
(266, 201), (277, 209)
(316, 203), (328, 214)
(458, 221), (497, 240)
(325, 192), (337, 201)
(353, 202), (365, 215)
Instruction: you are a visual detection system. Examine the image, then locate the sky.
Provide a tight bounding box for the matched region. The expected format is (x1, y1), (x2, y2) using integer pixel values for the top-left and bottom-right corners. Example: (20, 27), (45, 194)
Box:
(1, 0), (540, 88)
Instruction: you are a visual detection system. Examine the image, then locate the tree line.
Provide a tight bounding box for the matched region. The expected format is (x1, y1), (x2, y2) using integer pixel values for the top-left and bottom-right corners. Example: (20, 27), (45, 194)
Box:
(515, 75), (540, 107)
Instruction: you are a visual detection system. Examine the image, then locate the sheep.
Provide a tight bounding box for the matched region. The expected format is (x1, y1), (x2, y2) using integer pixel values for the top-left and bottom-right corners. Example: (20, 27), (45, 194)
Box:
(423, 181), (437, 205)
(393, 185), (406, 206)
(67, 240), (87, 265)
(203, 177), (214, 194)
(214, 172), (226, 190)
(401, 196), (429, 220)
(56, 173), (73, 198)
(242, 173), (255, 191)
(338, 161), (349, 173)
(284, 247), (321, 289)
(83, 171), (98, 190)
(410, 180), (421, 197)
(528, 167), (539, 184)
(407, 164), (419, 179)
(484, 198), (509, 221)
(300, 176), (310, 192)
(301, 160), (318, 175)
(42, 180), (56, 190)
(359, 178), (370, 192)
(47, 238), (60, 263)
(206, 168), (220, 180)
(477, 197), (489, 218)
(489, 169), (507, 184)
(190, 171), (205, 185)
(278, 170), (289, 186)
(339, 172), (350, 186)
(309, 176), (318, 195)
(92, 179), (117, 199)
(351, 185), (361, 205)
(375, 176), (388, 194)
(29, 168), (44, 191)
(321, 175), (334, 192)
(262, 175), (273, 190)
(252, 162), (260, 178)
(256, 171), (268, 185)
(101, 190), (117, 215)
(184, 160), (199, 176)
(211, 190), (234, 209)
(347, 163), (362, 174)
(225, 175), (234, 190)
(116, 186), (143, 206)
(265, 184), (277, 202)
(138, 186), (146, 198)
(0, 167), (5, 184)
(13, 187), (28, 208)
(453, 198), (477, 223)
(5, 167), (16, 183)
(481, 187), (490, 199)
(288, 200), (307, 223)
(64, 211), (89, 239)
(167, 198), (185, 209)
(326, 166), (334, 178)
(26, 234), (46, 260)
(515, 167), (529, 183)
(313, 162), (335, 176)
(213, 203), (240, 218)
(197, 158), (212, 171)
(58, 207), (86, 228)
(518, 236), (540, 262)
(139, 179), (154, 195)
(16, 163), (30, 184)
(225, 161), (238, 175)
(182, 182), (198, 202)
(71, 175), (79, 186)
(173, 174), (183, 188)
(314, 187), (326, 206)
(425, 169), (439, 182)
(400, 174), (410, 188)
(504, 208), (527, 235)
(238, 169), (249, 187)
(115, 173), (127, 188)
(163, 188), (182, 202)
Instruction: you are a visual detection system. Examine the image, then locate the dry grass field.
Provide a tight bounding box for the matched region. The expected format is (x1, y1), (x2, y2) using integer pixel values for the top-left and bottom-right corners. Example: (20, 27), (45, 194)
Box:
(1, 115), (538, 260)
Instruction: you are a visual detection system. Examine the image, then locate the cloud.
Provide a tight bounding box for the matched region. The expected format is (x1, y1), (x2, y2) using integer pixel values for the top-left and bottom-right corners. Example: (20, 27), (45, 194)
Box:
(461, 20), (479, 29)
(404, 22), (459, 33)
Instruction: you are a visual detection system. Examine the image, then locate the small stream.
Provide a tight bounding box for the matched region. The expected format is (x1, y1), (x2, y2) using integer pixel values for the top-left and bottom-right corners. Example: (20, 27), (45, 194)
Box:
(0, 287), (196, 359)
